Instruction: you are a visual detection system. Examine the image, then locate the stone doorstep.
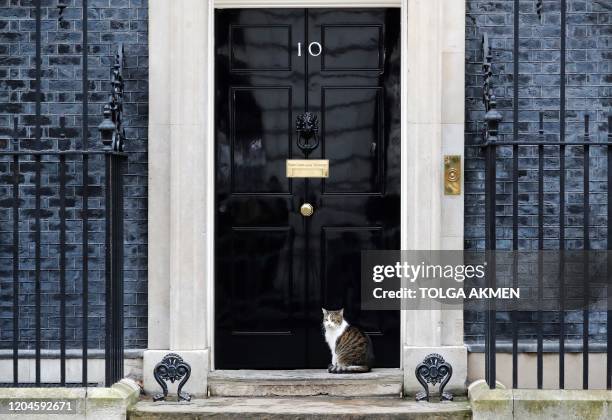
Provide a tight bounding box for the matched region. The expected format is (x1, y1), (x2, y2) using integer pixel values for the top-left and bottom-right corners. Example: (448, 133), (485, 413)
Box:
(129, 397), (472, 420)
(207, 369), (404, 397)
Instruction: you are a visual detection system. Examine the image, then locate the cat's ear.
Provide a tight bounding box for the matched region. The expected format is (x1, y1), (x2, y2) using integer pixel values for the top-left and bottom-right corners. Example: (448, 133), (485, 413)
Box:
(322, 308), (327, 315)
(339, 308), (344, 317)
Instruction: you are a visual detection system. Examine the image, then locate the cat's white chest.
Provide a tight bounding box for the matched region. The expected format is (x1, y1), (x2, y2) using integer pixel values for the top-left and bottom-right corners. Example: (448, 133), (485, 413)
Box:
(324, 321), (348, 364)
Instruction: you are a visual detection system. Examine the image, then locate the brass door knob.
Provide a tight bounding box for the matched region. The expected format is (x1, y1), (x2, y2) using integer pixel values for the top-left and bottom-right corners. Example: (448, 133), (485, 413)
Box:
(300, 203), (314, 217)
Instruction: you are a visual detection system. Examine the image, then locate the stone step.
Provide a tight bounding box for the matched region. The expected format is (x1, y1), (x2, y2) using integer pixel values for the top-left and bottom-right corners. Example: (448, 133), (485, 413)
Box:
(207, 369), (403, 397)
(129, 397), (472, 420)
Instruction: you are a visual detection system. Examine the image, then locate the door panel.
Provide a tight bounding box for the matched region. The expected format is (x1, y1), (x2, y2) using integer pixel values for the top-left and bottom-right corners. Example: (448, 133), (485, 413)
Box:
(320, 227), (383, 312)
(229, 227), (294, 333)
(321, 87), (382, 193)
(230, 25), (292, 71)
(231, 87), (293, 193)
(321, 25), (383, 71)
(215, 8), (400, 369)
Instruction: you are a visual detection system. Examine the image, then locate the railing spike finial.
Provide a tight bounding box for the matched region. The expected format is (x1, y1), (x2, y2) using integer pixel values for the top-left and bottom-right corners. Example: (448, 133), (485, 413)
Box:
(482, 33), (493, 113)
(482, 33), (502, 143)
(536, 0), (543, 21)
(98, 44), (126, 152)
(57, 2), (67, 23)
(98, 105), (116, 150)
(12, 116), (19, 152)
(484, 95), (502, 143)
(59, 115), (66, 140)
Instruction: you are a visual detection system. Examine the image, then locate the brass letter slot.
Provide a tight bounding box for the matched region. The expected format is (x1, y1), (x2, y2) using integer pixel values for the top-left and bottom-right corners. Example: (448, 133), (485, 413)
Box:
(286, 159), (329, 178)
(444, 155), (461, 195)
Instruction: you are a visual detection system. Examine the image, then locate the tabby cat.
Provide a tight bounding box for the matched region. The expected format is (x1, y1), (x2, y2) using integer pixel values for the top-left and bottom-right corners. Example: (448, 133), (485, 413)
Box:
(322, 308), (373, 373)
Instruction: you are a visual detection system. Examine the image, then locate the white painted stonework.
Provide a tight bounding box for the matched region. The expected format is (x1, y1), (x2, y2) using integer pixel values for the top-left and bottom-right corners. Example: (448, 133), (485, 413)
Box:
(401, 0), (466, 393)
(146, 0), (466, 396)
(146, 0), (212, 397)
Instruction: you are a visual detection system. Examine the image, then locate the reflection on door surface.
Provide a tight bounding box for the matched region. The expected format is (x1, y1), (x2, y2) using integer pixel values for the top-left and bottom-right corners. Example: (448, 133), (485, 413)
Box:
(215, 8), (401, 369)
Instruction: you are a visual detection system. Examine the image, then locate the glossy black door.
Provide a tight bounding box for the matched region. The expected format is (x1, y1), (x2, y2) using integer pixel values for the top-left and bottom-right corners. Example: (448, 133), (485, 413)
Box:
(215, 8), (400, 369)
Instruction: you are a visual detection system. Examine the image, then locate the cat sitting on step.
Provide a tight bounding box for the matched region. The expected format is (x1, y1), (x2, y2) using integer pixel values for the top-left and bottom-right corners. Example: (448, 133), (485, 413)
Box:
(322, 308), (373, 373)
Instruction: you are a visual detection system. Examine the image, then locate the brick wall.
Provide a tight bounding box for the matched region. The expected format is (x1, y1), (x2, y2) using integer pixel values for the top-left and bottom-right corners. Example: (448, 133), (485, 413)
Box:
(465, 0), (612, 346)
(0, 0), (148, 350)
(2, 0), (609, 352)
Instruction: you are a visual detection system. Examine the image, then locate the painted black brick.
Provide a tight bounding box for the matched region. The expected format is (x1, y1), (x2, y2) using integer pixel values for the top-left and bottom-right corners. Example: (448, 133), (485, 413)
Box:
(465, 0), (612, 346)
(0, 0), (148, 350)
(3, 0), (609, 353)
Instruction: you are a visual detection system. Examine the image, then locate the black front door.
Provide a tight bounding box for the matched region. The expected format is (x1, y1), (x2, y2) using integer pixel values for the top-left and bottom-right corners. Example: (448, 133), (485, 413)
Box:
(215, 8), (401, 369)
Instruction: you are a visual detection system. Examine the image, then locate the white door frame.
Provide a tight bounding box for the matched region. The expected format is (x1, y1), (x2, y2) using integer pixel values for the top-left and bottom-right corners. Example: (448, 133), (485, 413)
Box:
(146, 0), (466, 393)
(205, 0), (408, 370)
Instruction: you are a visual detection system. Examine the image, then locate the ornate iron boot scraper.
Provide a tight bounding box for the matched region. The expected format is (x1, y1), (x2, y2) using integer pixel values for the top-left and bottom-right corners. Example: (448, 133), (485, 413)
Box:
(415, 353), (453, 402)
(153, 353), (192, 402)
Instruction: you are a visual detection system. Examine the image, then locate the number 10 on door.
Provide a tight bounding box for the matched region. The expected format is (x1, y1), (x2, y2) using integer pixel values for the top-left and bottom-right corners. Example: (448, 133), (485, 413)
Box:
(297, 42), (322, 57)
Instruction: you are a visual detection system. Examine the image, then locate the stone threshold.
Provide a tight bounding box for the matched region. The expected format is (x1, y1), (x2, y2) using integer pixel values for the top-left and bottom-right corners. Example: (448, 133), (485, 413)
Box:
(129, 396), (472, 420)
(208, 368), (404, 397)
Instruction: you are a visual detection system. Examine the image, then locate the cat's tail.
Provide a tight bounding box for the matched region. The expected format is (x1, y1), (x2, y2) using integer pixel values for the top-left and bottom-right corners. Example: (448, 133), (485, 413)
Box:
(330, 365), (371, 374)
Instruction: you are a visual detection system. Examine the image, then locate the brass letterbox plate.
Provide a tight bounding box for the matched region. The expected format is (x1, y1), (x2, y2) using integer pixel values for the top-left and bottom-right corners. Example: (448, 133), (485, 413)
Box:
(444, 155), (461, 195)
(286, 159), (329, 178)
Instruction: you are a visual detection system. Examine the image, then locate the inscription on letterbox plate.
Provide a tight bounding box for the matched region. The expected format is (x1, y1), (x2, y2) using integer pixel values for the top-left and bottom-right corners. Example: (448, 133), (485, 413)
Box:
(286, 159), (329, 178)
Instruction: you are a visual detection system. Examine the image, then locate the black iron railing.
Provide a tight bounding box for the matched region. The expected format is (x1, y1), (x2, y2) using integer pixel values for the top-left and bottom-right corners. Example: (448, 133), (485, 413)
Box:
(0, 146), (126, 388)
(0, 29), (127, 387)
(479, 0), (612, 388)
(1, 0), (127, 387)
(482, 114), (612, 390)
